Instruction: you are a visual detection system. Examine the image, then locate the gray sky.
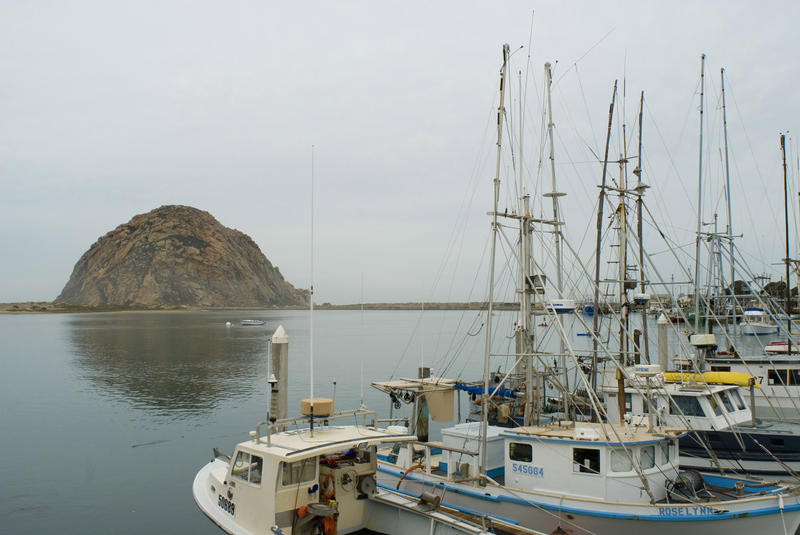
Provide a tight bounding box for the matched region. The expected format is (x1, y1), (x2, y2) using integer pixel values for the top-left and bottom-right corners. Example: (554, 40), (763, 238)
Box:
(2, 1), (799, 304)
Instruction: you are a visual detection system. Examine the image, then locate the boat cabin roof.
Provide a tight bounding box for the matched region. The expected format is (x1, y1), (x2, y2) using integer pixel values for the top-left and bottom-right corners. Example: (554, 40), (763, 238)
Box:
(237, 425), (416, 462)
(499, 421), (682, 446)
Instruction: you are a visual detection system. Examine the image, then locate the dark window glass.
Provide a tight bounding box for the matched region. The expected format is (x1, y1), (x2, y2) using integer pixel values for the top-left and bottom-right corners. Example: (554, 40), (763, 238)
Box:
(573, 448), (600, 474)
(769, 369), (789, 385)
(509, 442), (532, 462)
(670, 395), (704, 417)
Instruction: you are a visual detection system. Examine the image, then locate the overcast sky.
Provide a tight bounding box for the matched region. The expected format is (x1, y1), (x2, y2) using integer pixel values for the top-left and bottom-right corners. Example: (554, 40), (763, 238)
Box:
(1, 1), (799, 304)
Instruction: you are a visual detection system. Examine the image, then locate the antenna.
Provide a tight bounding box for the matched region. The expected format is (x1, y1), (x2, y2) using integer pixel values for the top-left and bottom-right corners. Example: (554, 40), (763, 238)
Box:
(309, 144), (315, 434)
(360, 272), (365, 409)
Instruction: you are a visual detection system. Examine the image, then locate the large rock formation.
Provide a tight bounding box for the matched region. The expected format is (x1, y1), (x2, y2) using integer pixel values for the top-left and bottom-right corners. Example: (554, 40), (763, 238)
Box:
(57, 205), (308, 308)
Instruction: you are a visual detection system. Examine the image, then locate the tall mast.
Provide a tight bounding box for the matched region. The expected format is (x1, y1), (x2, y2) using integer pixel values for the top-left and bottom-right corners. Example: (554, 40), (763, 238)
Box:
(721, 69), (735, 325)
(544, 62), (569, 417)
(618, 77), (631, 369)
(481, 44), (509, 475)
(618, 151), (629, 367)
(782, 134), (792, 341)
(517, 70), (536, 426)
(545, 63), (564, 295)
(635, 91), (649, 364)
(592, 80), (617, 397)
(693, 54), (706, 333)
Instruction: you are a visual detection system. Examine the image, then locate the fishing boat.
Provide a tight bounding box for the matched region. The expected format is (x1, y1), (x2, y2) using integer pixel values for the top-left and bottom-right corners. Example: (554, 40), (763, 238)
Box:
(194, 404), (547, 535)
(599, 352), (800, 479)
(377, 418), (800, 535)
(739, 307), (778, 335)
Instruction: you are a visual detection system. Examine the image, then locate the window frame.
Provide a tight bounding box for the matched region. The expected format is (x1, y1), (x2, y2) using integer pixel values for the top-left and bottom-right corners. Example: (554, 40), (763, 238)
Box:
(572, 447), (601, 475)
(509, 442), (533, 463)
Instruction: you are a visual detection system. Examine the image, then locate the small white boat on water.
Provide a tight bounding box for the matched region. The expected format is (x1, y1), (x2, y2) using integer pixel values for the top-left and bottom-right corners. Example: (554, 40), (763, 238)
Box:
(240, 319), (266, 326)
(739, 307), (778, 335)
(194, 404), (547, 535)
(544, 299), (576, 314)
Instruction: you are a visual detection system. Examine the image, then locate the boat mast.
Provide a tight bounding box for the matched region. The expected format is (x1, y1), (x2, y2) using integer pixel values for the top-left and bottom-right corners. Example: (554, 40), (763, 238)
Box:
(782, 133), (792, 341)
(544, 61), (569, 418)
(635, 91), (649, 364)
(693, 54), (706, 333)
(592, 80), (617, 397)
(481, 44), (509, 476)
(518, 70), (535, 426)
(721, 68), (735, 326)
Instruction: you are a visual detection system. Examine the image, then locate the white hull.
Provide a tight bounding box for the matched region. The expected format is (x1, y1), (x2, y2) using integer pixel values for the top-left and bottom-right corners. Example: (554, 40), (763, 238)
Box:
(377, 464), (800, 535)
(679, 453), (800, 480)
(195, 459), (540, 535)
(741, 324), (778, 335)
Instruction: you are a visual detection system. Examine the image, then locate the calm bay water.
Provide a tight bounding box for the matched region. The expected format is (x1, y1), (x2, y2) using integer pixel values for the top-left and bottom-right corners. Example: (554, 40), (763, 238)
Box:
(0, 309), (773, 534)
(0, 309), (489, 535)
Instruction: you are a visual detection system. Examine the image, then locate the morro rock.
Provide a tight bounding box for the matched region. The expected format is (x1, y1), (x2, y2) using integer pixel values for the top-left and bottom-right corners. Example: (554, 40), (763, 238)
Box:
(57, 205), (308, 308)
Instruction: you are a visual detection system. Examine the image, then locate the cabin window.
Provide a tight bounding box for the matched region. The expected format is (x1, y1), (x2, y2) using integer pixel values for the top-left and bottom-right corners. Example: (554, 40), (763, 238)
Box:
(708, 395), (722, 416)
(660, 441), (671, 464)
(509, 442), (532, 463)
(730, 390), (746, 410)
(610, 449), (632, 472)
(669, 395), (704, 417)
(790, 370), (800, 385)
(719, 392), (735, 413)
(231, 452), (263, 485)
(281, 458), (316, 487)
(769, 369), (789, 385)
(572, 448), (600, 474)
(711, 366), (731, 372)
(640, 446), (655, 469)
(771, 438), (785, 448)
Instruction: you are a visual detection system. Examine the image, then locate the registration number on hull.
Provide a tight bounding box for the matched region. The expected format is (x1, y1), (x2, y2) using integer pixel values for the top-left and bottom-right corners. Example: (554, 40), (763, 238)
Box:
(218, 494), (235, 515)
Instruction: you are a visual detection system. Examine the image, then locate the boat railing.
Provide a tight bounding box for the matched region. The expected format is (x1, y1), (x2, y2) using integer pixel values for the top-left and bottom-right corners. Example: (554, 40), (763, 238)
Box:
(397, 440), (481, 483)
(254, 408), (379, 446)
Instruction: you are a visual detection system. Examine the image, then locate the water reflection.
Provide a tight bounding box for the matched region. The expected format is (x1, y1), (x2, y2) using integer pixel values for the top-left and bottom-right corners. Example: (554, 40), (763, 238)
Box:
(68, 312), (271, 416)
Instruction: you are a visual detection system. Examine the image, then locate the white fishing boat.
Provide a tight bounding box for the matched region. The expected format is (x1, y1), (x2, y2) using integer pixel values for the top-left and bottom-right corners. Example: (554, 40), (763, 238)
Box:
(194, 405), (547, 535)
(739, 307), (778, 335)
(599, 357), (800, 479)
(376, 417), (800, 535)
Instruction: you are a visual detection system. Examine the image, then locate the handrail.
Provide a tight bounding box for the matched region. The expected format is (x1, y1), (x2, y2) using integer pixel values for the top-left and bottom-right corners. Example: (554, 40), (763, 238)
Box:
(254, 409), (378, 446)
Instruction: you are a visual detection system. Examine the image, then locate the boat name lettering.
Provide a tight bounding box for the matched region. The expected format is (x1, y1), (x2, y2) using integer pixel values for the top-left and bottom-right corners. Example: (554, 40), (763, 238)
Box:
(657, 506), (713, 517)
(218, 494), (235, 516)
(511, 463), (544, 477)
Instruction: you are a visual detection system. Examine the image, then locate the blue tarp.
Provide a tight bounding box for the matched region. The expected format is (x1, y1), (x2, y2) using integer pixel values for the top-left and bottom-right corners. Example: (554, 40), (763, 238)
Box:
(454, 383), (518, 399)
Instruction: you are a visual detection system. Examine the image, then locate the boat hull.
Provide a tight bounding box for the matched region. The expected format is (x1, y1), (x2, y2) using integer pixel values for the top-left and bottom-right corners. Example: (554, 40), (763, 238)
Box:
(377, 464), (800, 535)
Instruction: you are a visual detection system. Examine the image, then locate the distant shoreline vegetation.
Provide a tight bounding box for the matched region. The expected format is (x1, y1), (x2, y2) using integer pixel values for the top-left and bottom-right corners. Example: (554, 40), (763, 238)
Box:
(0, 301), (519, 313)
